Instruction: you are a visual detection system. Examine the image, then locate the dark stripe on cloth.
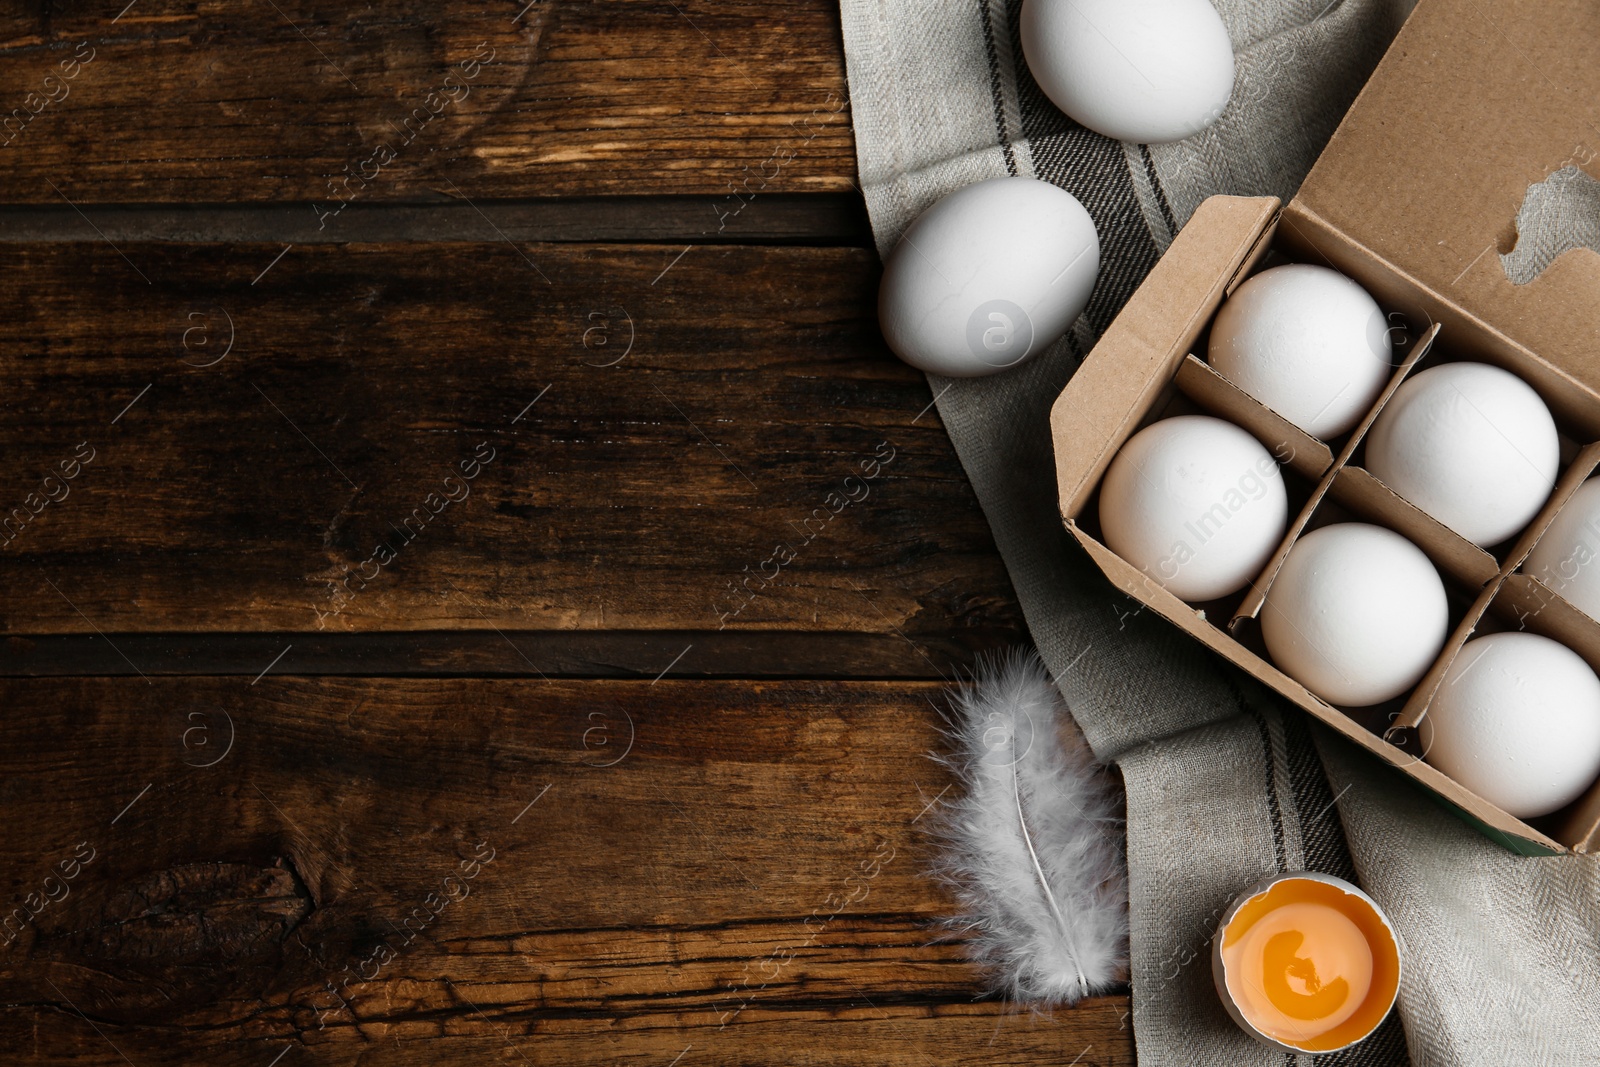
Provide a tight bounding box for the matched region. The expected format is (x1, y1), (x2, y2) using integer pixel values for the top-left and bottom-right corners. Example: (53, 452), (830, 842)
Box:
(976, 0), (1018, 176)
(1139, 142), (1180, 238)
(1206, 659), (1289, 873)
(1002, 0), (1163, 341)
(1249, 709), (1290, 875)
(1282, 713), (1413, 1067)
(1283, 707), (1357, 881)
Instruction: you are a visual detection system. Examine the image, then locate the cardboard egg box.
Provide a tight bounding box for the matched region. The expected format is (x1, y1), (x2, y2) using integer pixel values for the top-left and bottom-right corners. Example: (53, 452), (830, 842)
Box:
(1049, 0), (1600, 854)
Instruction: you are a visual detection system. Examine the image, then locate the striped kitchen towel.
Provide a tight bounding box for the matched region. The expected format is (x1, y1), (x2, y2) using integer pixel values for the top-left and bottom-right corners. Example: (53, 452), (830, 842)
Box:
(839, 0), (1600, 1063)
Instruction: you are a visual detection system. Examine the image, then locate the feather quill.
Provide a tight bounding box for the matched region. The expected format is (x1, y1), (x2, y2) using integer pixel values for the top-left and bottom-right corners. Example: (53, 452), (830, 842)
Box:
(928, 649), (1129, 1004)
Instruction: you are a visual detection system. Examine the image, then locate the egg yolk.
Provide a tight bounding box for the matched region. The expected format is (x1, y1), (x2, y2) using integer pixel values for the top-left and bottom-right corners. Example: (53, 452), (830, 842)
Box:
(1220, 879), (1400, 1052)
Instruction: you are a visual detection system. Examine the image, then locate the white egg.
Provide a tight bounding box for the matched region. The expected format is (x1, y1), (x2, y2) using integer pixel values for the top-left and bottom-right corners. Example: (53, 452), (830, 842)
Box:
(1365, 363), (1559, 546)
(878, 177), (1099, 377)
(1019, 0), (1235, 144)
(1099, 415), (1288, 602)
(1420, 632), (1600, 818)
(1208, 264), (1393, 439)
(1261, 523), (1449, 707)
(1523, 478), (1600, 623)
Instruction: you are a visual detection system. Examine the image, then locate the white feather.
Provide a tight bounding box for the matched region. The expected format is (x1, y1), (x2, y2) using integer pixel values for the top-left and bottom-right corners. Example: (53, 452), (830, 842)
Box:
(928, 649), (1129, 1004)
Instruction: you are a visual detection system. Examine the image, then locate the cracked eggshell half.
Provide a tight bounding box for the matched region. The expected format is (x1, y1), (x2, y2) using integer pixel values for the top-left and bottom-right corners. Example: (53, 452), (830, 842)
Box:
(877, 176), (1100, 377)
(1213, 872), (1401, 1055)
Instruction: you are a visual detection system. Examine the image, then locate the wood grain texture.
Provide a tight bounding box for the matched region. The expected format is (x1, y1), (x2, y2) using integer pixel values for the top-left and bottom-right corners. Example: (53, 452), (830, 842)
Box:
(0, 195), (874, 245)
(0, 241), (1022, 668)
(0, 3), (1144, 1064)
(0, 630), (997, 678)
(0, 1), (854, 204)
(0, 677), (1134, 1065)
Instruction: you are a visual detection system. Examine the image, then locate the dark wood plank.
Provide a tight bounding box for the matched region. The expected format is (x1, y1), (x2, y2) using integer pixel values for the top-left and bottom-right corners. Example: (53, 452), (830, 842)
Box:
(0, 630), (988, 678)
(0, 677), (1133, 1065)
(0, 1), (854, 204)
(0, 194), (873, 245)
(0, 242), (1023, 668)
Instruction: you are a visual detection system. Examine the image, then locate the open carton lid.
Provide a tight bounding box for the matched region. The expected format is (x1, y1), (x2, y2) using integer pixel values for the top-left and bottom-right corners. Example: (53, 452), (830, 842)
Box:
(1291, 0), (1600, 388)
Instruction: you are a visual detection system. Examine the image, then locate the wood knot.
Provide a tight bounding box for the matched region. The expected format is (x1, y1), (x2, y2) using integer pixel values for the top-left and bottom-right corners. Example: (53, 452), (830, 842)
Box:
(65, 860), (312, 963)
(34, 858), (312, 1022)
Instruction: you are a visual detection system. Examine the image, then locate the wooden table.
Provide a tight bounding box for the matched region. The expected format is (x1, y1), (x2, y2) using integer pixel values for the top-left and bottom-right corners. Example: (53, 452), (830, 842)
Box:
(0, 4), (1135, 1063)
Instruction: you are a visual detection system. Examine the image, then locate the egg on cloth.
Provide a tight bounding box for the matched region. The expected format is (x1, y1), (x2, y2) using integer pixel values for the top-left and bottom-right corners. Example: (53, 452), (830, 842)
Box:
(1522, 477), (1600, 624)
(1099, 415), (1288, 602)
(1208, 264), (1393, 439)
(1019, 0), (1235, 144)
(1365, 362), (1559, 547)
(1420, 631), (1600, 818)
(1260, 523), (1449, 707)
(877, 176), (1099, 377)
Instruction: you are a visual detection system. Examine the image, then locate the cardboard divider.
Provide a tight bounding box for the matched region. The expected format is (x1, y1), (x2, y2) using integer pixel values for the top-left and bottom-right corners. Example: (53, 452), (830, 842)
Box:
(1228, 460), (1340, 630)
(1173, 356), (1333, 481)
(1385, 580), (1503, 736)
(1555, 771), (1600, 854)
(1233, 490), (1483, 661)
(1226, 484), (1484, 754)
(1501, 442), (1600, 578)
(1224, 215), (1283, 300)
(1495, 575), (1600, 667)
(1232, 324), (1442, 624)
(1388, 575), (1600, 850)
(1327, 466), (1500, 589)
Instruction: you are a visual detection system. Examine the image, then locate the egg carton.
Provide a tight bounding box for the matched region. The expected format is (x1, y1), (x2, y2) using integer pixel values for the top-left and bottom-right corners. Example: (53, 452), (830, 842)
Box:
(1050, 0), (1600, 854)
(1052, 194), (1600, 855)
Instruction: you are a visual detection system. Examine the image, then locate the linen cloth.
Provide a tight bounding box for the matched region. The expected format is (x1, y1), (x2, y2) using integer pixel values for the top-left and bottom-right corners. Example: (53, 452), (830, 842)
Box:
(837, 1), (1600, 1063)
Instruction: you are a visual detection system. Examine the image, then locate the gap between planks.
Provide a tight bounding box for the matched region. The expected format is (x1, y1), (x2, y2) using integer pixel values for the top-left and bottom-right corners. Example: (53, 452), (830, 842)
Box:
(0, 630), (992, 680)
(0, 194), (872, 245)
